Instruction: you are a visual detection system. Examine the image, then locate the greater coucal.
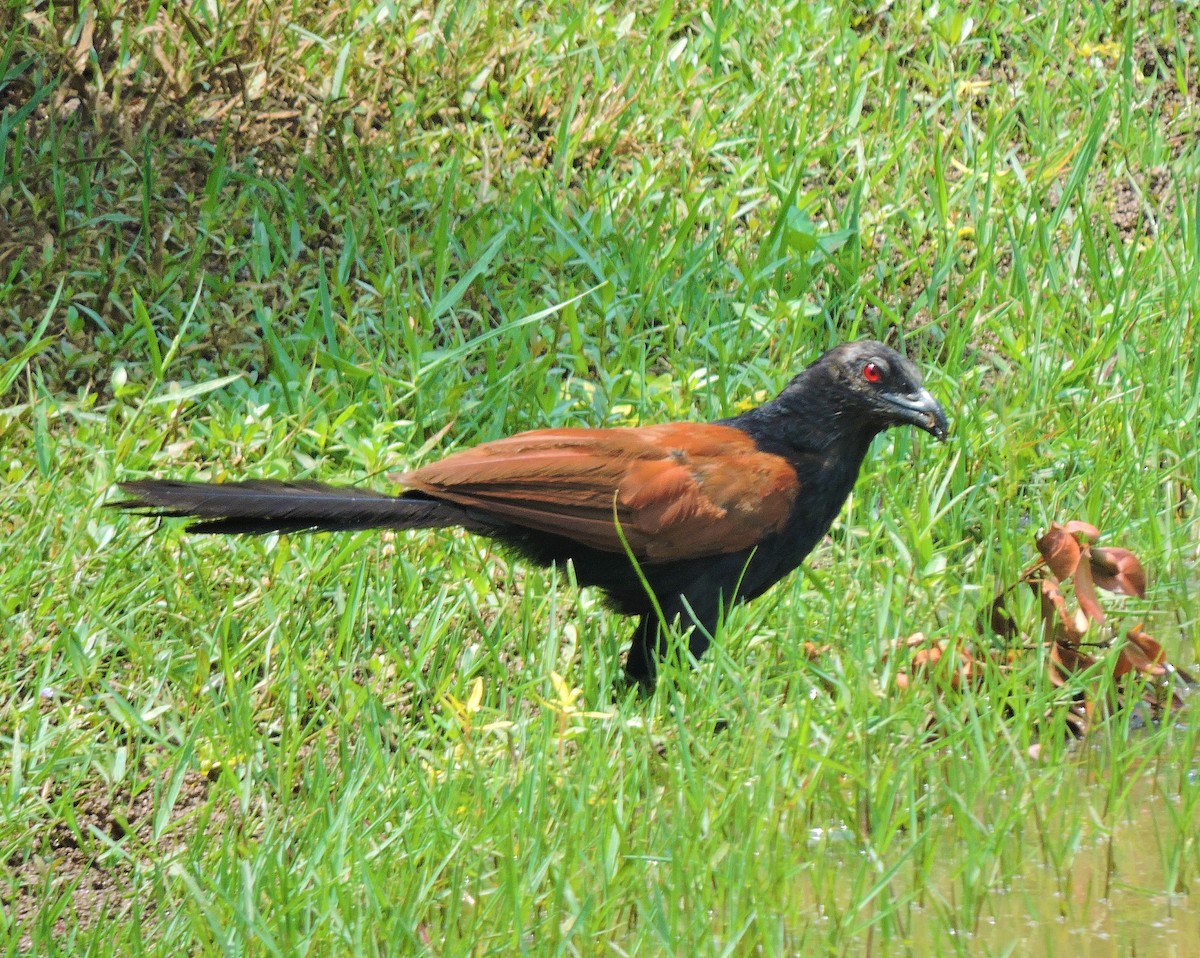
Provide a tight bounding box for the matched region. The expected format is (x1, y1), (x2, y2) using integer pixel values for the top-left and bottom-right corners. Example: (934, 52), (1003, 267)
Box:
(115, 340), (948, 687)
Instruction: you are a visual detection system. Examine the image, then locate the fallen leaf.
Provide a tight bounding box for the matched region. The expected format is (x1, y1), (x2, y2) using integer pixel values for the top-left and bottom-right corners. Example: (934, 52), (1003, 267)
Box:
(1049, 638), (1097, 686)
(978, 519), (1194, 743)
(1037, 524), (1083, 580)
(1039, 577), (1087, 643)
(1072, 552), (1105, 625)
(888, 634), (981, 692)
(73, 14), (96, 75)
(1120, 624), (1168, 676)
(1090, 547), (1147, 598)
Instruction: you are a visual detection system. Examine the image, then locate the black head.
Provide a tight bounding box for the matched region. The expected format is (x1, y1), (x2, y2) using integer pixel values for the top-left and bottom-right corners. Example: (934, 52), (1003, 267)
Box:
(802, 340), (950, 441)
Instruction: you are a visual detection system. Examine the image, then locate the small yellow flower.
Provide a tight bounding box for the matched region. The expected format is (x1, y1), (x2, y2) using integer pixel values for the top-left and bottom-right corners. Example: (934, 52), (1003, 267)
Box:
(1075, 40), (1121, 60)
(536, 672), (613, 750)
(550, 671), (583, 712)
(444, 676), (484, 733)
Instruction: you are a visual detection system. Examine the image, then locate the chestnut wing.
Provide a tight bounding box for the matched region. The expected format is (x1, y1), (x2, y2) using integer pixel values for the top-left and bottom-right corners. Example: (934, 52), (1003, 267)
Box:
(394, 423), (798, 562)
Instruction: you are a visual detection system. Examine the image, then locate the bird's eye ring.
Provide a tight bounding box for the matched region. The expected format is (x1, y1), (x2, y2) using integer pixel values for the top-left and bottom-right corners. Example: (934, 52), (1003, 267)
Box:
(862, 362), (883, 384)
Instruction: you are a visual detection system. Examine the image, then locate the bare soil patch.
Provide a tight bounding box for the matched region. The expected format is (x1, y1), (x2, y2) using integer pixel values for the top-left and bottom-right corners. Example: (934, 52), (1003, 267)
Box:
(5, 766), (222, 949)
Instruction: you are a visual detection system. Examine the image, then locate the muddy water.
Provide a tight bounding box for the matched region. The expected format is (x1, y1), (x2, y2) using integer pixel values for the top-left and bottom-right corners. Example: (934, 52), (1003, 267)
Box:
(908, 768), (1198, 954)
(801, 747), (1199, 954)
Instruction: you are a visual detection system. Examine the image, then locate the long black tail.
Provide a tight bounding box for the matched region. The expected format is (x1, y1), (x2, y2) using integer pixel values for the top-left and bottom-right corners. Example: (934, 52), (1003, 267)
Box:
(113, 479), (476, 536)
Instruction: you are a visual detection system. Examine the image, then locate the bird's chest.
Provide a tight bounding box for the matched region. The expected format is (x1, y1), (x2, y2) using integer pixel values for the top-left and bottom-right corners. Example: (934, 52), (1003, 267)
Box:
(741, 450), (866, 595)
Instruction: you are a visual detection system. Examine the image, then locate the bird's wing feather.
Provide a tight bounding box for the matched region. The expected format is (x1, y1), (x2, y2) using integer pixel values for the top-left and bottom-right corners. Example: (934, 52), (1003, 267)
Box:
(394, 423), (798, 561)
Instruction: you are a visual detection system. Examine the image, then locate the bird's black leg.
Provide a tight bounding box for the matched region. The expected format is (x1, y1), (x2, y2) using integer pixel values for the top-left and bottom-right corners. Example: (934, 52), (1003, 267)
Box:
(623, 601), (722, 690)
(623, 616), (660, 690)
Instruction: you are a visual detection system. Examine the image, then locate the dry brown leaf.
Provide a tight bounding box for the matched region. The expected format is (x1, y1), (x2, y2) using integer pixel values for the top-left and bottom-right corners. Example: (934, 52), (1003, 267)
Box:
(1039, 577), (1088, 643)
(1037, 524), (1083, 580)
(1090, 547), (1147, 598)
(1063, 520), (1101, 539)
(967, 519), (1190, 742)
(73, 14), (96, 75)
(1049, 638), (1098, 686)
(889, 634), (981, 692)
(1120, 624), (1168, 676)
(1112, 648), (1138, 679)
(997, 521), (1139, 643)
(1072, 553), (1106, 625)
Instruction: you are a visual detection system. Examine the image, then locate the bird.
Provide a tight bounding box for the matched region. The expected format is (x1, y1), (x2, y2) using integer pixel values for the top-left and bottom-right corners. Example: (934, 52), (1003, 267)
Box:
(114, 340), (948, 688)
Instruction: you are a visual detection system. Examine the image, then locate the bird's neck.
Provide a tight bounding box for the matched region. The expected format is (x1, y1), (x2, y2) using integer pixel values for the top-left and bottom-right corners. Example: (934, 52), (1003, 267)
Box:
(727, 378), (881, 462)
(728, 378), (884, 538)
(723, 394), (878, 579)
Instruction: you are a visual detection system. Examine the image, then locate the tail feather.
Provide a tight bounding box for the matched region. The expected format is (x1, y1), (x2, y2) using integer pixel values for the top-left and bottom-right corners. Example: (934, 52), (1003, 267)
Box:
(113, 479), (475, 536)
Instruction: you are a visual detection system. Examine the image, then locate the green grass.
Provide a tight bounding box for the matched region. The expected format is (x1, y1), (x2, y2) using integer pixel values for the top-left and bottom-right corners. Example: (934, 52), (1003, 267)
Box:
(3, 1), (1200, 954)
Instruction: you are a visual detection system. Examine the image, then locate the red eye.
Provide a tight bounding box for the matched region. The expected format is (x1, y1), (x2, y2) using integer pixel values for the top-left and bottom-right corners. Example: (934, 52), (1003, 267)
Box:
(862, 362), (883, 383)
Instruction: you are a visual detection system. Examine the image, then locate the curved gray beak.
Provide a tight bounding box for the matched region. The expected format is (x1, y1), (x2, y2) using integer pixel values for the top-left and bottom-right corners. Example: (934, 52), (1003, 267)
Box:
(884, 388), (950, 441)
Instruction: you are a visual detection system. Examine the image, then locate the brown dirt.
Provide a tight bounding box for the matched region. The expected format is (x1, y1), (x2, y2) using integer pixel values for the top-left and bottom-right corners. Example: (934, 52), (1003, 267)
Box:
(1132, 26), (1199, 160)
(1101, 166), (1178, 240)
(1, 7), (398, 392)
(4, 765), (223, 950)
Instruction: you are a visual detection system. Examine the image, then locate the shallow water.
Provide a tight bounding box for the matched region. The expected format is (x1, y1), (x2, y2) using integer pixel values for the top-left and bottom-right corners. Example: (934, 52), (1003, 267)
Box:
(795, 741), (1200, 956)
(904, 769), (1196, 955)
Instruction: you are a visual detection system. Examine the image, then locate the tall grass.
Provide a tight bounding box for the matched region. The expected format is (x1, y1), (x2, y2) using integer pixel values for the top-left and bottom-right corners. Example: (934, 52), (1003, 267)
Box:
(2, 1), (1198, 954)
